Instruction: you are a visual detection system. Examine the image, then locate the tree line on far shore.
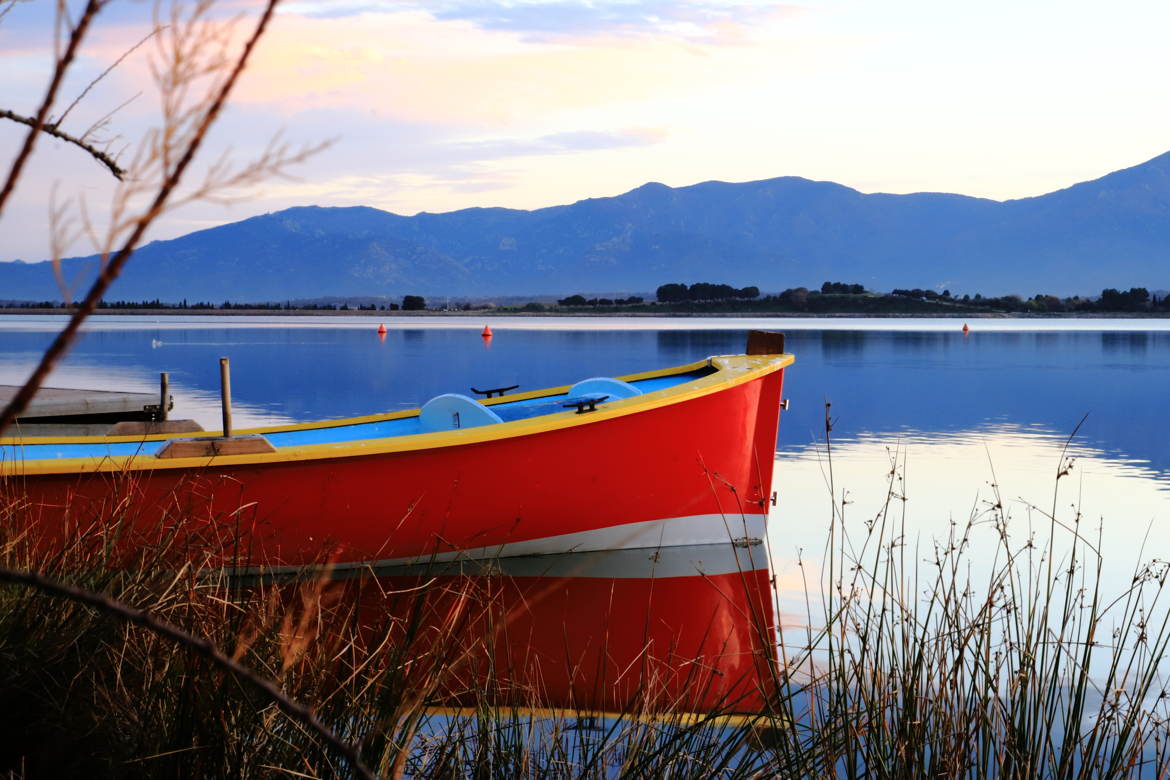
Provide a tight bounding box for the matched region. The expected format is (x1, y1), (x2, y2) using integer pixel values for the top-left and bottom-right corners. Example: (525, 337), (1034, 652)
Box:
(653, 283), (760, 302)
(1, 295), (432, 312)
(550, 281), (1170, 314)
(3, 282), (1170, 315)
(885, 285), (1164, 313)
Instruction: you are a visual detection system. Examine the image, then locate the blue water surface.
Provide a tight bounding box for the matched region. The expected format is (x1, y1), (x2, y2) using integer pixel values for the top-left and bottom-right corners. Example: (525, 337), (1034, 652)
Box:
(0, 316), (1166, 473)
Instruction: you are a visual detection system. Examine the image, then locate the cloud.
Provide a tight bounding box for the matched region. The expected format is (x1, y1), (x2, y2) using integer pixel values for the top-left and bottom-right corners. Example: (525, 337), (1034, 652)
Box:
(430, 1), (802, 43)
(228, 8), (792, 126)
(180, 109), (671, 218)
(220, 121), (666, 211)
(204, 99), (666, 184)
(441, 127), (666, 159)
(282, 1), (413, 19)
(283, 1), (803, 44)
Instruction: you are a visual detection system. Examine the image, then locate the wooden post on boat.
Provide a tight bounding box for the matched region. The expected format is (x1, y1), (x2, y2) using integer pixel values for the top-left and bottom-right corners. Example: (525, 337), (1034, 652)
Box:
(219, 357), (233, 438)
(154, 358), (276, 458)
(746, 330), (785, 355)
(159, 372), (169, 421)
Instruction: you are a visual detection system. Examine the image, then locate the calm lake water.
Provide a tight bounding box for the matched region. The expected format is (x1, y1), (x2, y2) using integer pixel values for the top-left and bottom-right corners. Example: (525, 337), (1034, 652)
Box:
(2, 314), (1168, 617)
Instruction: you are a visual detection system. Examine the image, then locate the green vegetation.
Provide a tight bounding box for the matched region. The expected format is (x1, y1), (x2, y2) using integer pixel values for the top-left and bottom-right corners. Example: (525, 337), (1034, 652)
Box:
(535, 282), (1170, 315)
(654, 283), (759, 303)
(556, 294), (644, 307)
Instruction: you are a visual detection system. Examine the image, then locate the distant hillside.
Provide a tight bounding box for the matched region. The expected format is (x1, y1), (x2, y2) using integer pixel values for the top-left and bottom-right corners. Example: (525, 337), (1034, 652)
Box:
(5, 152), (1170, 301)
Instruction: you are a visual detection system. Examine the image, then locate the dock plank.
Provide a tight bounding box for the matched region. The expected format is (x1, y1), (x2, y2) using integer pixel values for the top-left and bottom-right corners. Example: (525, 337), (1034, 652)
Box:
(0, 385), (168, 420)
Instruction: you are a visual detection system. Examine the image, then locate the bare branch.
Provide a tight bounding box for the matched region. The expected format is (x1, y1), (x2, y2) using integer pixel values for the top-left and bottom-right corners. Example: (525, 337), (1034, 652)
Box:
(0, 108), (126, 179)
(0, 0), (106, 218)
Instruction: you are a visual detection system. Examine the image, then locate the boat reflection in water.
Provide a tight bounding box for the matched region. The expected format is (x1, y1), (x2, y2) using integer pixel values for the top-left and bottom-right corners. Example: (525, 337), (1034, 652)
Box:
(332, 542), (778, 716)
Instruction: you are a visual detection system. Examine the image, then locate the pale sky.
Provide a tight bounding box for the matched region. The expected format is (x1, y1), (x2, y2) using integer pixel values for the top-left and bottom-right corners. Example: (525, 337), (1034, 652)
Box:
(2, 0), (1169, 263)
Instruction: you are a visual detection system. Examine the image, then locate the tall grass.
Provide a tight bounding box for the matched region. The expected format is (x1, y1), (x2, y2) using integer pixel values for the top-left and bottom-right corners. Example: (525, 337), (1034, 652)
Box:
(0, 475), (780, 777)
(3, 431), (1170, 777)
(762, 422), (1170, 778)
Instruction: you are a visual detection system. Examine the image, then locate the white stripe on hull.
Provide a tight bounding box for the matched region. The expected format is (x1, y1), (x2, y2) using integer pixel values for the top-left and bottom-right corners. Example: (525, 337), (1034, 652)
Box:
(239, 512), (768, 578)
(388, 511), (768, 565)
(366, 542), (771, 580)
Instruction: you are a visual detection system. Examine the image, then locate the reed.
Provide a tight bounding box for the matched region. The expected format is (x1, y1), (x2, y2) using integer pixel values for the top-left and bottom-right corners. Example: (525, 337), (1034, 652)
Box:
(2, 435), (1170, 778)
(760, 420), (1170, 778)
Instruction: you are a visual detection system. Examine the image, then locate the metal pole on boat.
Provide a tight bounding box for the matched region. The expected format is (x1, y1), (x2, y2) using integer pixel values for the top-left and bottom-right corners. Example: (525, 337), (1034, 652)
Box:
(159, 372), (169, 421)
(219, 357), (233, 438)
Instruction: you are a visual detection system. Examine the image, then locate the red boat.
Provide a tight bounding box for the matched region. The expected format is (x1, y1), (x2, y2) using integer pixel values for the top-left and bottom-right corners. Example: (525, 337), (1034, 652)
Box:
(1, 335), (792, 572)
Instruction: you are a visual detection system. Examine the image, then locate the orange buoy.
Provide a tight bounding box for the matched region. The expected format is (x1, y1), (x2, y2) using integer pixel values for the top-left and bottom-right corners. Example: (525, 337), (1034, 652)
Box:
(377, 323), (387, 335)
(962, 323), (970, 334)
(482, 325), (493, 338)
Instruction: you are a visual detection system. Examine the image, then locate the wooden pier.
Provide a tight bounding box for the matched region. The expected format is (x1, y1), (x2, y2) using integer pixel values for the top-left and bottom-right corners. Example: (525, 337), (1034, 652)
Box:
(0, 385), (168, 422)
(0, 379), (203, 436)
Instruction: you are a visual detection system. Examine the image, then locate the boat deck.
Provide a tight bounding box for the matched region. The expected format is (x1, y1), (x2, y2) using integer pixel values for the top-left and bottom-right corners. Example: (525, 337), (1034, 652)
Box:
(2, 368), (709, 463)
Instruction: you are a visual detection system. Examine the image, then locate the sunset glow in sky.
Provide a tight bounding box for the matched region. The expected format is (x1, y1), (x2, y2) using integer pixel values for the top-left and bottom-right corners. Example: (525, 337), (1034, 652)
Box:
(2, 0), (1170, 262)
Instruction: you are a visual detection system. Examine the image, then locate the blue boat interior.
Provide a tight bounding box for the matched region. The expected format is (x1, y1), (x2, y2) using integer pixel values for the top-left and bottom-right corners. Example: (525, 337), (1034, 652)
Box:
(3, 367), (715, 462)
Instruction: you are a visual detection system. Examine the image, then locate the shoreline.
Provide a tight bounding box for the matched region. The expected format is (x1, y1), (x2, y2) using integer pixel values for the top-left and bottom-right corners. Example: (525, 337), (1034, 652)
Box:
(3, 308), (1170, 319)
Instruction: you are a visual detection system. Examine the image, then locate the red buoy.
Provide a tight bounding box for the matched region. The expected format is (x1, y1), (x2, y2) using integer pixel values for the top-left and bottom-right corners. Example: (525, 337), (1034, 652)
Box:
(482, 325), (493, 338)
(962, 323), (970, 334)
(377, 323), (387, 335)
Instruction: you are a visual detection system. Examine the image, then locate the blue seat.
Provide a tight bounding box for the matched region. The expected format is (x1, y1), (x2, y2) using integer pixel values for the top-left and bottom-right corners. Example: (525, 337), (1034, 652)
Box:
(419, 393), (504, 432)
(567, 377), (642, 400)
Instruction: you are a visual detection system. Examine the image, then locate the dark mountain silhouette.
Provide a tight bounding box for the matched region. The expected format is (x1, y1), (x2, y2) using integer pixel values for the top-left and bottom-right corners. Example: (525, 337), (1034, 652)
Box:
(4, 152), (1170, 301)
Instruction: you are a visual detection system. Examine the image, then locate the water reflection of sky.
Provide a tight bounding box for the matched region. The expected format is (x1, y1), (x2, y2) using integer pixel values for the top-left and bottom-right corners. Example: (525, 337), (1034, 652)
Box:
(769, 426), (1170, 627)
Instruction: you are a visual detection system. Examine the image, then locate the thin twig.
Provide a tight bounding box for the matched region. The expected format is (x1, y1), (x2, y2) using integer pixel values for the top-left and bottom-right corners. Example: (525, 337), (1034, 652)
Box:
(0, 109), (125, 179)
(0, 0), (18, 25)
(0, 565), (375, 780)
(55, 25), (163, 129)
(79, 90), (142, 146)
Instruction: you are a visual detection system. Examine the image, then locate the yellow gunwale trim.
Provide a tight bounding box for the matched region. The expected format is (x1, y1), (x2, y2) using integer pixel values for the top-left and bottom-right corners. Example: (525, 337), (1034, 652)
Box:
(1, 358), (714, 444)
(2, 353), (793, 476)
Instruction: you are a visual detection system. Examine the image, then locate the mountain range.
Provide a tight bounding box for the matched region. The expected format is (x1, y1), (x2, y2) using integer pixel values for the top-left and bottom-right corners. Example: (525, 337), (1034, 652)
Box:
(4, 151), (1170, 301)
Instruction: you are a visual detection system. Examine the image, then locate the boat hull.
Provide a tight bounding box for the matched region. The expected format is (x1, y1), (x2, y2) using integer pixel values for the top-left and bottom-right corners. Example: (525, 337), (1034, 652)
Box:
(4, 356), (788, 569)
